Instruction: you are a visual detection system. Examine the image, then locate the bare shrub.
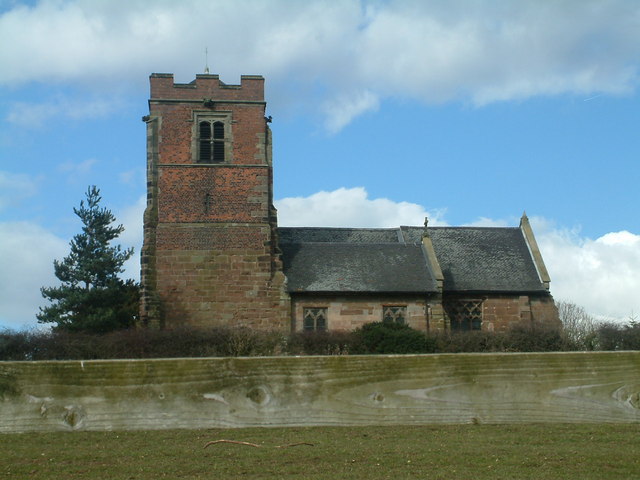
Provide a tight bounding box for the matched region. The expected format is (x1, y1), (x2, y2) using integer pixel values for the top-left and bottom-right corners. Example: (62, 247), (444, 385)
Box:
(287, 330), (356, 355)
(596, 321), (640, 351)
(556, 300), (599, 350)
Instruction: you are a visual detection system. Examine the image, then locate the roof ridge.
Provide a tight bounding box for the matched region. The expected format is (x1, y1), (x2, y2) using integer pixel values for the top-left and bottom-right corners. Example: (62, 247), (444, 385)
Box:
(277, 226), (401, 231)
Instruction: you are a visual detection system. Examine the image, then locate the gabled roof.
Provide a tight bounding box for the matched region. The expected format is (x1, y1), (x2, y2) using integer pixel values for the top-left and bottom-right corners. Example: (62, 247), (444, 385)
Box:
(278, 225), (548, 295)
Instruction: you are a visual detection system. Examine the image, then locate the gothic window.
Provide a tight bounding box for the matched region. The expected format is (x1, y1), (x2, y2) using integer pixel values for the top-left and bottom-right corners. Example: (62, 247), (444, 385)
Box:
(445, 299), (483, 331)
(383, 306), (406, 325)
(198, 120), (225, 163)
(303, 307), (327, 331)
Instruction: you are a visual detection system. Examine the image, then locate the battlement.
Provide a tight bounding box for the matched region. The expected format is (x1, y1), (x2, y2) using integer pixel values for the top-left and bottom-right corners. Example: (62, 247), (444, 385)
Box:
(150, 73), (264, 102)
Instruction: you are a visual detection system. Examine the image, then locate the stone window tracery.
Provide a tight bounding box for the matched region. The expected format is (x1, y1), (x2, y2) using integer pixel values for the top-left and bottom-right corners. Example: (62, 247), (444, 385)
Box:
(303, 307), (327, 331)
(445, 299), (483, 331)
(383, 306), (406, 325)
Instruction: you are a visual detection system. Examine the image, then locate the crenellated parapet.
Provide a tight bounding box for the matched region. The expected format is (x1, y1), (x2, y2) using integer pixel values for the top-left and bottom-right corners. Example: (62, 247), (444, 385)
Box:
(149, 73), (265, 102)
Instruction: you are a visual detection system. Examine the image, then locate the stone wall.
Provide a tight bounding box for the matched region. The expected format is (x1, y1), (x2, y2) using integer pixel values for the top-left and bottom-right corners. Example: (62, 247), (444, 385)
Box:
(480, 294), (560, 332)
(291, 294), (558, 333)
(481, 295), (532, 332)
(291, 295), (445, 332)
(531, 295), (561, 327)
(442, 294), (560, 332)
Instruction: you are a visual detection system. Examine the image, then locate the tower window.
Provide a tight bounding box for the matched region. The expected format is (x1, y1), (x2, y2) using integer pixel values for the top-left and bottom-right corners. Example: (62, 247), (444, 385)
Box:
(198, 120), (225, 163)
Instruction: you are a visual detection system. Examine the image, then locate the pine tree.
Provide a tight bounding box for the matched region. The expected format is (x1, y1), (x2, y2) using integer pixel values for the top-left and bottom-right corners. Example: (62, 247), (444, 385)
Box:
(38, 186), (139, 333)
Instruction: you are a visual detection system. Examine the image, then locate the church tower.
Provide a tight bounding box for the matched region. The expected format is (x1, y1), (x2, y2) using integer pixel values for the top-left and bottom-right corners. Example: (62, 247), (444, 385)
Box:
(140, 73), (290, 330)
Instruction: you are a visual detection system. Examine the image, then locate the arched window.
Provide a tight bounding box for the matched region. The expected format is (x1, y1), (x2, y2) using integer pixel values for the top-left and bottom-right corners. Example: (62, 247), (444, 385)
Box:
(303, 307), (327, 331)
(198, 120), (225, 163)
(444, 299), (483, 331)
(383, 306), (406, 325)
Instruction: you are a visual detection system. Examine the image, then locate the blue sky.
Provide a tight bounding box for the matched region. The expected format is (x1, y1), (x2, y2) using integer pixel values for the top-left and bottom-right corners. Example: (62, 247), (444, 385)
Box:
(1, 0), (639, 329)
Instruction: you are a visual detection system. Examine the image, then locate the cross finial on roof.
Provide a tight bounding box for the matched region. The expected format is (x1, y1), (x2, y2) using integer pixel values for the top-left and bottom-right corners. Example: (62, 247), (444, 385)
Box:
(422, 216), (430, 238)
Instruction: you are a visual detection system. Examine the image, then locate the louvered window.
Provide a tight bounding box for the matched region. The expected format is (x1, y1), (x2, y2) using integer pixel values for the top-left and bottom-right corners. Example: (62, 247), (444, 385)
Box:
(198, 120), (225, 163)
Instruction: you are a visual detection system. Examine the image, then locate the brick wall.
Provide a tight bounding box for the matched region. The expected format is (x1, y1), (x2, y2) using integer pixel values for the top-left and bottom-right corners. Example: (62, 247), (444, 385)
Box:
(157, 166), (271, 223)
(150, 74), (265, 102)
(150, 102), (268, 166)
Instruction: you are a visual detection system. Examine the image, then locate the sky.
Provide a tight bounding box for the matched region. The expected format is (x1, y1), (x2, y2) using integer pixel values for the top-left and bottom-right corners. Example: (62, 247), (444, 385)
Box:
(1, 0), (639, 330)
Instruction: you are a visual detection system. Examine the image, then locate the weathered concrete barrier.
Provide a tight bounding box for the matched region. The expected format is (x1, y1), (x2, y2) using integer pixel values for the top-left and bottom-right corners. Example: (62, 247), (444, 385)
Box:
(1, 352), (639, 432)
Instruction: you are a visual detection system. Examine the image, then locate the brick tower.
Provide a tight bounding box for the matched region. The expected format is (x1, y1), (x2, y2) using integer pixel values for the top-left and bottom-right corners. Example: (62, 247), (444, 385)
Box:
(140, 73), (290, 330)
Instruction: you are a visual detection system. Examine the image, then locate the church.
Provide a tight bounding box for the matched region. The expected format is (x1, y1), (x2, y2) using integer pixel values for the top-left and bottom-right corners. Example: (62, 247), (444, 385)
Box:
(140, 73), (559, 333)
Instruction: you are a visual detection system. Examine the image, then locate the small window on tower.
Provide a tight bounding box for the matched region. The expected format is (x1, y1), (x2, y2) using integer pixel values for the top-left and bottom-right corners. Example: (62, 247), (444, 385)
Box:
(198, 120), (225, 163)
(212, 121), (224, 162)
(199, 122), (211, 163)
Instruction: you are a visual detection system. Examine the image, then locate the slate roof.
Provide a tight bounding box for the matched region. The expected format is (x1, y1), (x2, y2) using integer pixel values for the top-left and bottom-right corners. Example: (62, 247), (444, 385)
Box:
(400, 226), (548, 293)
(279, 242), (438, 293)
(278, 227), (401, 244)
(277, 225), (548, 295)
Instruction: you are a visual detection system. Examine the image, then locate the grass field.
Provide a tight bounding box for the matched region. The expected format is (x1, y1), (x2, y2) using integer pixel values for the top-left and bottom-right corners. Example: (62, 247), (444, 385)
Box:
(2, 424), (639, 479)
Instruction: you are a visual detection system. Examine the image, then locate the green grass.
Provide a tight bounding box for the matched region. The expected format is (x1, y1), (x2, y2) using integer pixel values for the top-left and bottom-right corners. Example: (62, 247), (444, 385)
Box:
(2, 424), (639, 479)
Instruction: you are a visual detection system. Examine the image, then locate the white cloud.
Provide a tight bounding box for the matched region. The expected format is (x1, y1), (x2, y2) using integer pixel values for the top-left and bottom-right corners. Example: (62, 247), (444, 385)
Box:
(1, 0), (638, 130)
(6, 96), (123, 127)
(0, 171), (39, 211)
(531, 218), (640, 322)
(276, 186), (445, 228)
(322, 90), (380, 134)
(466, 216), (512, 228)
(57, 158), (98, 181)
(118, 169), (142, 186)
(0, 221), (67, 330)
(116, 195), (145, 282)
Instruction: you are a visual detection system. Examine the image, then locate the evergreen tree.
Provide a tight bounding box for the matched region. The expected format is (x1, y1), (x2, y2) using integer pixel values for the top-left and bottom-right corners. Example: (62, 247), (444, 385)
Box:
(38, 186), (139, 333)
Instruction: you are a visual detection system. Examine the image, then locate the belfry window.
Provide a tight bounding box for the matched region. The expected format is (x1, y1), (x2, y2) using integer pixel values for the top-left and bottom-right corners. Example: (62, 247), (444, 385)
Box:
(198, 120), (225, 163)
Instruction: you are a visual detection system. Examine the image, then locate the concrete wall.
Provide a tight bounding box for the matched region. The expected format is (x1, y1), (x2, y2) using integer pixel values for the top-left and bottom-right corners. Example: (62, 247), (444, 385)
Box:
(1, 352), (638, 433)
